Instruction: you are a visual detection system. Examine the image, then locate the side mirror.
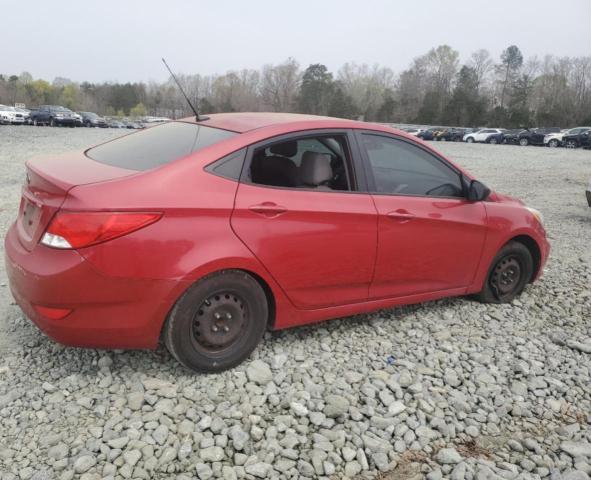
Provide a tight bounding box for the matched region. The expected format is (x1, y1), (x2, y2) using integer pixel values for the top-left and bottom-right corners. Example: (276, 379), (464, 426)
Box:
(462, 176), (490, 201)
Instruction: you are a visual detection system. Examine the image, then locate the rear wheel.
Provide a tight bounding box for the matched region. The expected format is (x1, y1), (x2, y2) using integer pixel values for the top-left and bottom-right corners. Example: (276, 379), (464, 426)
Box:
(49, 118), (56, 127)
(519, 138), (529, 146)
(466, 137), (474, 143)
(489, 137), (498, 145)
(164, 270), (268, 373)
(565, 139), (578, 149)
(548, 139), (559, 148)
(475, 241), (533, 304)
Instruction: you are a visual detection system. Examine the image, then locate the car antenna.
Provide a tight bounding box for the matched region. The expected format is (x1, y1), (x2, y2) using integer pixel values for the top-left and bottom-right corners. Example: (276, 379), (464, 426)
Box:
(161, 58), (208, 121)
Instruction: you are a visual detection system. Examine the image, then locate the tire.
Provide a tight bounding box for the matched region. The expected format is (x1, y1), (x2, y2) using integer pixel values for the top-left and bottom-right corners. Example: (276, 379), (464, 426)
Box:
(489, 137), (498, 145)
(164, 270), (269, 373)
(49, 118), (56, 127)
(466, 137), (474, 143)
(475, 241), (533, 304)
(33, 118), (38, 126)
(440, 137), (446, 142)
(548, 139), (559, 148)
(565, 140), (578, 149)
(519, 138), (529, 146)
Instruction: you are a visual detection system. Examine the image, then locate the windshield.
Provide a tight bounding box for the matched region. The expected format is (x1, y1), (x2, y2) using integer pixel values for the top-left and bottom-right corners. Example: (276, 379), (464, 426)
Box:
(87, 121), (237, 171)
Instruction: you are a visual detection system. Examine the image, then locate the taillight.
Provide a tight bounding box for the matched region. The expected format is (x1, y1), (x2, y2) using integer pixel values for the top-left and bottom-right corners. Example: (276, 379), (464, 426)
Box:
(41, 211), (162, 249)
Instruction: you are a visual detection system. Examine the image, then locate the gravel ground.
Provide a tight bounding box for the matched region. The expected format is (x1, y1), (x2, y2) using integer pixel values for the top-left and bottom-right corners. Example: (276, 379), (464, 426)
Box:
(0, 126), (590, 480)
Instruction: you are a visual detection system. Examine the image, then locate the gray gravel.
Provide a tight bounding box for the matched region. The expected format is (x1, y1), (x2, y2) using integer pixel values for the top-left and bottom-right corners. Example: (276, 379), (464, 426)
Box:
(0, 125), (590, 480)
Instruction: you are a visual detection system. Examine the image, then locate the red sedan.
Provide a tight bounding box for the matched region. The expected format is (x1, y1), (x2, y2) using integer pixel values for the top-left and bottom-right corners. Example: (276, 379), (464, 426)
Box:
(5, 113), (550, 372)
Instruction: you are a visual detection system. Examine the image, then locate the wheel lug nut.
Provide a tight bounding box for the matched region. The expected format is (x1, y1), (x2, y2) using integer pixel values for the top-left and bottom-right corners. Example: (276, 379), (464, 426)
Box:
(223, 326), (230, 332)
(214, 313), (221, 319)
(226, 313), (232, 320)
(212, 325), (219, 332)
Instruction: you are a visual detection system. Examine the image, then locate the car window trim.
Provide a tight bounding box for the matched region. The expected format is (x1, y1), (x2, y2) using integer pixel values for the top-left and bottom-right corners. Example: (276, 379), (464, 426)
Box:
(240, 129), (369, 194)
(353, 130), (468, 200)
(204, 148), (247, 181)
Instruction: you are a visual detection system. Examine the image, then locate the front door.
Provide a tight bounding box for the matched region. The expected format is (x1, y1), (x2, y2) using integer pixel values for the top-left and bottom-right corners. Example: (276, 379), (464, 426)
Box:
(231, 131), (377, 309)
(357, 132), (488, 299)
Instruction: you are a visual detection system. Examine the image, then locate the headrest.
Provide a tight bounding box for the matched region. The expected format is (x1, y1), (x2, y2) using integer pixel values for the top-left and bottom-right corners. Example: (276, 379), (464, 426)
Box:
(269, 141), (298, 157)
(300, 152), (333, 186)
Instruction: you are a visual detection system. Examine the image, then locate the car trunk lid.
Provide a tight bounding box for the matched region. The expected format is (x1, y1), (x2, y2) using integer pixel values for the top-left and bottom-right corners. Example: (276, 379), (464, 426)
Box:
(17, 151), (138, 251)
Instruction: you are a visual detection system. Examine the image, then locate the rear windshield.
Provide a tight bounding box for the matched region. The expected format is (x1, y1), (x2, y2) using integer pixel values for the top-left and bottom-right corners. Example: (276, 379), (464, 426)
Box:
(86, 121), (237, 171)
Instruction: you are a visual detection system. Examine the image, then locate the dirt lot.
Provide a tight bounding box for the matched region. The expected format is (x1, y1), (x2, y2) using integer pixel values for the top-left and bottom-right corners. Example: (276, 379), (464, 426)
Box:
(0, 125), (590, 480)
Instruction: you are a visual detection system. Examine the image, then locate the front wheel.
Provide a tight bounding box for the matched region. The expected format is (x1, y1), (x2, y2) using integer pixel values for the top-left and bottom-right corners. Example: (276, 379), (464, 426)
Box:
(489, 137), (498, 145)
(164, 270), (269, 373)
(519, 138), (529, 146)
(565, 140), (578, 149)
(466, 137), (474, 143)
(49, 118), (56, 127)
(475, 241), (533, 304)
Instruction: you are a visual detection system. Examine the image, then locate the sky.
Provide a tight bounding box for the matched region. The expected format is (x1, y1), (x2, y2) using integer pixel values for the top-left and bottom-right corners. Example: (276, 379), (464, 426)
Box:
(2, 0), (590, 83)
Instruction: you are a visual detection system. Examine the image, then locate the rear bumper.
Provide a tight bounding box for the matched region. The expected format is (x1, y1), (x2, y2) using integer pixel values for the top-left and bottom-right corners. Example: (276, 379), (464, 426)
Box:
(4, 223), (178, 349)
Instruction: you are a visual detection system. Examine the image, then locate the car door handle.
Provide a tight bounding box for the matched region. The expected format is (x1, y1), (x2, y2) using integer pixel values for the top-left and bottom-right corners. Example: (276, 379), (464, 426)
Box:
(249, 202), (288, 217)
(386, 210), (416, 222)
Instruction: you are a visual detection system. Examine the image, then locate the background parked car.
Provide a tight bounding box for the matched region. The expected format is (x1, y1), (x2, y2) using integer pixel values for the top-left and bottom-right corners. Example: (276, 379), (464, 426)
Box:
(106, 119), (125, 128)
(73, 112), (83, 127)
(402, 127), (423, 136)
(517, 127), (561, 146)
(79, 112), (108, 128)
(417, 127), (443, 141)
(0, 105), (26, 125)
(484, 131), (505, 144)
(562, 128), (591, 149)
(15, 107), (31, 124)
(545, 127), (591, 147)
(29, 105), (78, 127)
(435, 128), (466, 142)
(463, 128), (503, 143)
(501, 129), (525, 144)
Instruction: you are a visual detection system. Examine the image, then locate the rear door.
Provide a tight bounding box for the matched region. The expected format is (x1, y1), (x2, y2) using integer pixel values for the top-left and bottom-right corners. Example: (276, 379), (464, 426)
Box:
(356, 131), (487, 299)
(231, 130), (377, 309)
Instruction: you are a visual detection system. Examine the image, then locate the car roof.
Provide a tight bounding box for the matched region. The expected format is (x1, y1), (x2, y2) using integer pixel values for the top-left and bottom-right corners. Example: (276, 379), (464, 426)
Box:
(181, 112), (368, 134)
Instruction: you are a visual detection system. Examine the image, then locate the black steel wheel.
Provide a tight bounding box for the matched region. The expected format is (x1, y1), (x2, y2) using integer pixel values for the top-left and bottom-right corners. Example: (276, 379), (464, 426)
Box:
(164, 270), (268, 373)
(475, 241), (533, 303)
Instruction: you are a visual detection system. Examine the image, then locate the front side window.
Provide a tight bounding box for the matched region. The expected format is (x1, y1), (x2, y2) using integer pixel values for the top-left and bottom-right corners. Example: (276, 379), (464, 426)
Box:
(362, 134), (463, 198)
(87, 122), (237, 171)
(247, 135), (352, 191)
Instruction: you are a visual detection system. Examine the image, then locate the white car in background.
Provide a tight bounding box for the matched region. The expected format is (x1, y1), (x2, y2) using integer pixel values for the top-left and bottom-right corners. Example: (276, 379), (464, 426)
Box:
(403, 127), (424, 136)
(0, 105), (26, 125)
(463, 128), (503, 143)
(545, 127), (591, 147)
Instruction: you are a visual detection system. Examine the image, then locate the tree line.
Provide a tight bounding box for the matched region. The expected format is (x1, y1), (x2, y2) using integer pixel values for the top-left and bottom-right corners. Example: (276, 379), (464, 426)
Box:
(1, 45), (590, 128)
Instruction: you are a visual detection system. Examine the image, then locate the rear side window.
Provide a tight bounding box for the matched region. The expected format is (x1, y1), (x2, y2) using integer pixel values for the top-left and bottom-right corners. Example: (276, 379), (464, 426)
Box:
(87, 122), (237, 171)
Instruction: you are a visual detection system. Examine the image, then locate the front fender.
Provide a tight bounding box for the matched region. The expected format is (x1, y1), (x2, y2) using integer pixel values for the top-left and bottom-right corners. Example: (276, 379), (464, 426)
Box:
(469, 202), (550, 293)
